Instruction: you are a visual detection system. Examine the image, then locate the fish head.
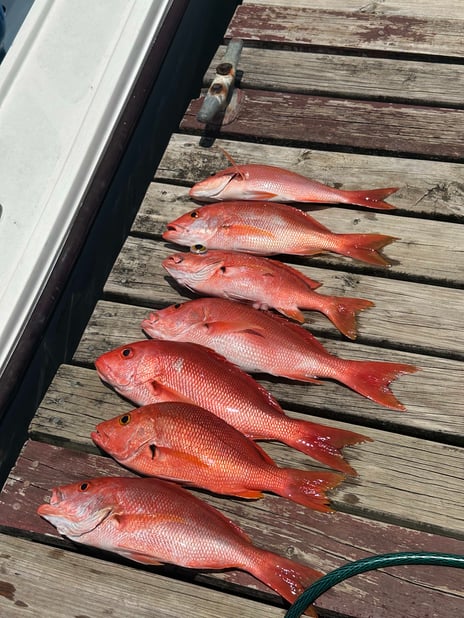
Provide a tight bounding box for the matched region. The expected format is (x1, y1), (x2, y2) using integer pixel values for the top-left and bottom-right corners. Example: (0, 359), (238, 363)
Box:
(162, 251), (225, 287)
(189, 165), (280, 201)
(95, 341), (163, 402)
(141, 300), (207, 340)
(37, 477), (117, 539)
(188, 167), (240, 201)
(92, 406), (159, 463)
(163, 205), (223, 247)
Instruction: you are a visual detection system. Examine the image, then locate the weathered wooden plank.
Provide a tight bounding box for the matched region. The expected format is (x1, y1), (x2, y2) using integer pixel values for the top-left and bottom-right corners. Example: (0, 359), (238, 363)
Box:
(133, 181), (464, 287)
(100, 235), (464, 358)
(29, 363), (464, 537)
(207, 46), (464, 106)
(181, 89), (464, 160)
(0, 533), (284, 618)
(155, 134), (464, 219)
(70, 300), (464, 440)
(227, 6), (464, 57)
(1, 441), (463, 618)
(243, 0), (464, 20)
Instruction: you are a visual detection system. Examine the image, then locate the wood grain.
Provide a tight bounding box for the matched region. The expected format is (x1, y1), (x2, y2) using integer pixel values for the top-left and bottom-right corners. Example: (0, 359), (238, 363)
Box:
(0, 533), (284, 618)
(99, 235), (464, 358)
(133, 181), (464, 286)
(1, 441), (463, 618)
(154, 134), (464, 218)
(228, 6), (464, 57)
(242, 0), (464, 20)
(70, 300), (464, 440)
(29, 362), (464, 537)
(181, 89), (464, 160)
(207, 46), (464, 106)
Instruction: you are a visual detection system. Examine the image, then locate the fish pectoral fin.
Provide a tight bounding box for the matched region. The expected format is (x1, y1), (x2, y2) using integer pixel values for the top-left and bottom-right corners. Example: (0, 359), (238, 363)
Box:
(148, 381), (195, 405)
(249, 191), (279, 200)
(202, 321), (266, 339)
(224, 223), (276, 240)
(158, 446), (211, 470)
(116, 547), (164, 566)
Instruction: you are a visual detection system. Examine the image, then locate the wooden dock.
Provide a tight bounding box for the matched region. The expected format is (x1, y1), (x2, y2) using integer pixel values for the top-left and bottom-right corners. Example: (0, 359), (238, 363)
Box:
(1, 1), (463, 616)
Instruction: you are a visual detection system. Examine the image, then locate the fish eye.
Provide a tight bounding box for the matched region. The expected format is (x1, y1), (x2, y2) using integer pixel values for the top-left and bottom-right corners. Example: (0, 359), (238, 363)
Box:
(79, 482), (90, 492)
(190, 211), (199, 218)
(119, 413), (131, 426)
(121, 347), (133, 359)
(174, 303), (181, 309)
(191, 244), (207, 254)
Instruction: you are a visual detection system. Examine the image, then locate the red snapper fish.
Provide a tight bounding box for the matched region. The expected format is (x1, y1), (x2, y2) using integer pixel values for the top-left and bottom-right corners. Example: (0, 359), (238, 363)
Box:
(141, 297), (418, 412)
(163, 201), (397, 267)
(38, 476), (321, 615)
(95, 339), (370, 475)
(189, 162), (398, 209)
(162, 250), (374, 339)
(92, 402), (344, 512)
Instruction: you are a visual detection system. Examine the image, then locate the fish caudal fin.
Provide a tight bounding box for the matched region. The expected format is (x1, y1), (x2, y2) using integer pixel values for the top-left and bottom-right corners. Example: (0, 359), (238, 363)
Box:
(321, 296), (374, 339)
(249, 550), (322, 617)
(285, 420), (372, 475)
(342, 359), (419, 410)
(343, 187), (399, 210)
(276, 469), (344, 512)
(337, 233), (397, 266)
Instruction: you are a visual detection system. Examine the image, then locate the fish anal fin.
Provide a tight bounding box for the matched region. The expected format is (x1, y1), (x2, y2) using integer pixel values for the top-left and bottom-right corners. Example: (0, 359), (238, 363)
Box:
(277, 306), (306, 323)
(226, 488), (265, 500)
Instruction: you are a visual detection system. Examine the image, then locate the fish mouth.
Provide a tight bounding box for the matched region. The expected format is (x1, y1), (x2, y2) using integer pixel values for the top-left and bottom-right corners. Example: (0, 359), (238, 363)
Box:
(163, 224), (185, 239)
(141, 312), (158, 328)
(37, 487), (64, 517)
(165, 224), (182, 232)
(91, 429), (107, 450)
(95, 356), (131, 388)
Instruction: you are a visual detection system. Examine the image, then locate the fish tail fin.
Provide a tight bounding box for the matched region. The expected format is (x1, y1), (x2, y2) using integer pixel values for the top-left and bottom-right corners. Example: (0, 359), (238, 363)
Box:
(343, 359), (419, 410)
(249, 550), (322, 616)
(337, 233), (397, 266)
(320, 295), (375, 339)
(285, 420), (372, 475)
(344, 187), (399, 210)
(276, 469), (344, 512)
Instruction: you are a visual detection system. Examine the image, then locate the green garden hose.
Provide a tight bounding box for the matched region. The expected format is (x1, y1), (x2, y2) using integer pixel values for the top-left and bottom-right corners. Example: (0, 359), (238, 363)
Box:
(285, 551), (464, 618)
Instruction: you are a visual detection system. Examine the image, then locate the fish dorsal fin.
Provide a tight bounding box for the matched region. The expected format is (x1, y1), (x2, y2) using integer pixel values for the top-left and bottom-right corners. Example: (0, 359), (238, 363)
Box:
(218, 146), (247, 180)
(300, 210), (334, 233)
(251, 441), (277, 465)
(265, 311), (330, 355)
(271, 260), (321, 290)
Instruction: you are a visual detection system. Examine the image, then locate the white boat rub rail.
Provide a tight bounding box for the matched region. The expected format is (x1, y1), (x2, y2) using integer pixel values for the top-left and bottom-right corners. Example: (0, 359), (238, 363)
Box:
(0, 0), (174, 385)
